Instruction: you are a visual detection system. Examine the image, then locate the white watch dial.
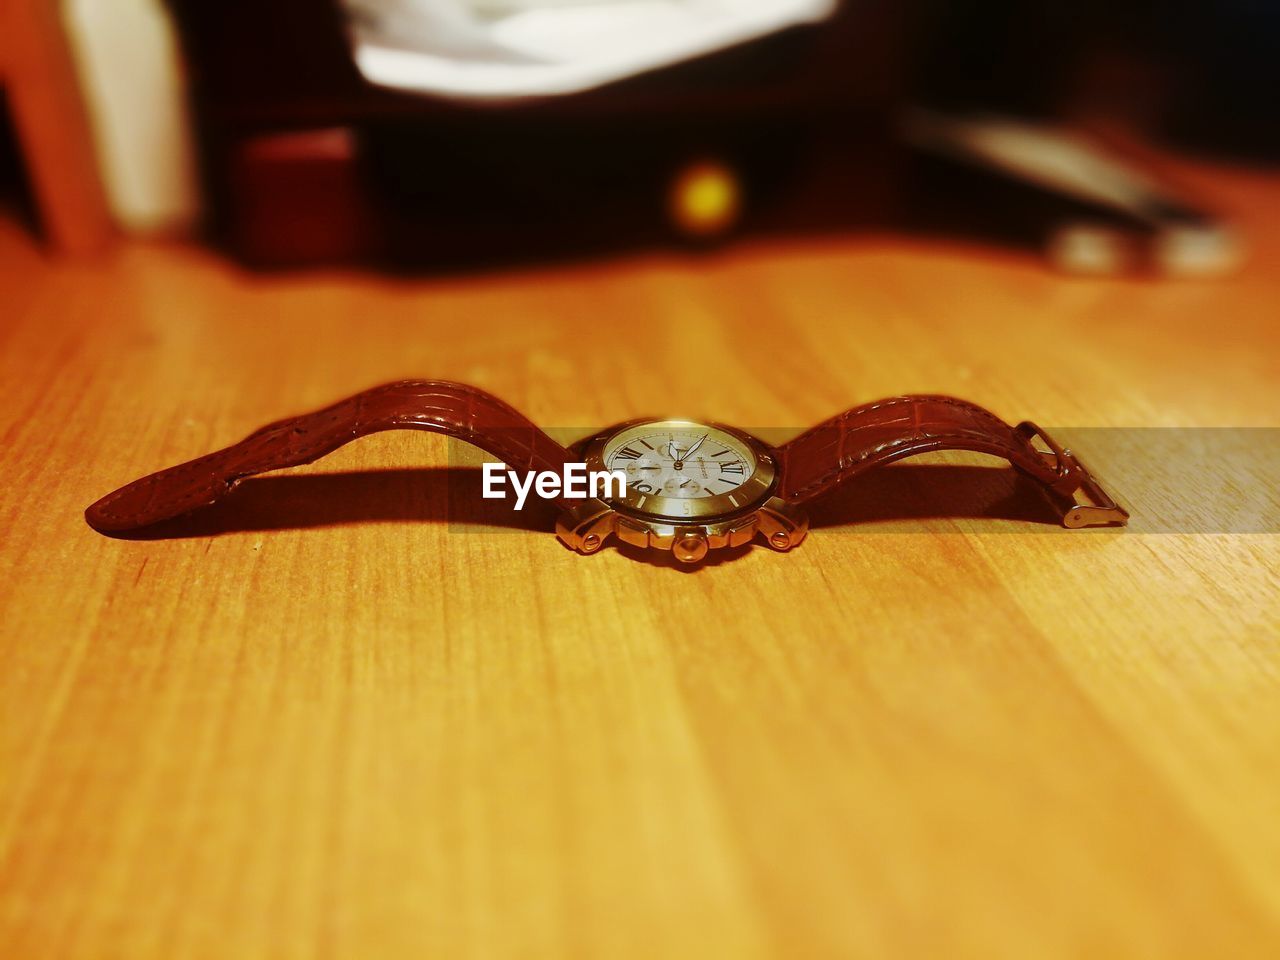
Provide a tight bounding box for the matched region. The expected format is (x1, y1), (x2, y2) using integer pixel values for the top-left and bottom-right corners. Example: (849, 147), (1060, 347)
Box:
(604, 425), (755, 500)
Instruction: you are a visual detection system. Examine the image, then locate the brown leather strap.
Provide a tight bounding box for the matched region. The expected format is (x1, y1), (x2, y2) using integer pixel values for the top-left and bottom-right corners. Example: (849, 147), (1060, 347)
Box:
(85, 380), (574, 532)
(776, 395), (1080, 504)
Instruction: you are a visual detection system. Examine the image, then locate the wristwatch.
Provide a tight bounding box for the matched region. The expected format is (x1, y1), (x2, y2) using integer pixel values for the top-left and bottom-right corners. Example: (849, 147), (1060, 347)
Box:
(85, 380), (1128, 562)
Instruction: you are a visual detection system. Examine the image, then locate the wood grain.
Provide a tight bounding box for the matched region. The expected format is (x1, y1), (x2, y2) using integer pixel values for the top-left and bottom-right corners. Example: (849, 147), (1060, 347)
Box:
(1, 157), (1278, 959)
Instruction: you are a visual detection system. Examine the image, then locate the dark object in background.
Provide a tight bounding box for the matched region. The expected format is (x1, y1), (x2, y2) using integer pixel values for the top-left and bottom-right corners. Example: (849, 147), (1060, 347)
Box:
(228, 128), (375, 265)
(167, 0), (1275, 271)
(361, 111), (900, 269)
(903, 110), (1241, 277)
(912, 0), (1280, 163)
(0, 93), (39, 233)
(1157, 3), (1280, 160)
(899, 0), (1268, 275)
(166, 0), (909, 269)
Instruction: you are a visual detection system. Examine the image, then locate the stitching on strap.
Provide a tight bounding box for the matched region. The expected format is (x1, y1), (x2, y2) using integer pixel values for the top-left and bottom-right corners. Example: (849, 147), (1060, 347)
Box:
(781, 396), (1048, 500)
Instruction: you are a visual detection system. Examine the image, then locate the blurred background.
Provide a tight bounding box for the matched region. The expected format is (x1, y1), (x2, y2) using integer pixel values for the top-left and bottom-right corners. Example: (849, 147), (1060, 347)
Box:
(2, 0), (1276, 275)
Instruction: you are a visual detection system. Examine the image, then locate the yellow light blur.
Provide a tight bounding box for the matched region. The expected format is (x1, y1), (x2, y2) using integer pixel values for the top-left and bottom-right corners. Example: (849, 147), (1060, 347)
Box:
(669, 160), (741, 238)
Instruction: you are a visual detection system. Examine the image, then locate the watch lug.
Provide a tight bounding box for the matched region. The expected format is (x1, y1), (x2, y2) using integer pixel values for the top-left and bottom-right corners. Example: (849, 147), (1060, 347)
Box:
(755, 496), (809, 552)
(555, 499), (616, 555)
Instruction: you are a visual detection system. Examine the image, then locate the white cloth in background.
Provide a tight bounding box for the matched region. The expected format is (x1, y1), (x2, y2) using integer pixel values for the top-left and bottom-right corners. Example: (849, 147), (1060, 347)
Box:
(343, 0), (838, 101)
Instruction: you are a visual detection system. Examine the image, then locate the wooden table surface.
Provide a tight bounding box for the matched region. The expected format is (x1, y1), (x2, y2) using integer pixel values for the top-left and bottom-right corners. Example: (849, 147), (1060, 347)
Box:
(2, 157), (1278, 959)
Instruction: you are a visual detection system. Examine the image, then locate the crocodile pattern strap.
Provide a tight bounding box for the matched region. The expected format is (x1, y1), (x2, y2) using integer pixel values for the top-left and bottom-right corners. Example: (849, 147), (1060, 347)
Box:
(85, 380), (574, 532)
(776, 395), (1079, 504)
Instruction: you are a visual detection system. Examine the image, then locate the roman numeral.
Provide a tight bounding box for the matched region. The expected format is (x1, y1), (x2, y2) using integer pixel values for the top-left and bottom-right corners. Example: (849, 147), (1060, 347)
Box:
(720, 461), (745, 474)
(613, 446), (643, 460)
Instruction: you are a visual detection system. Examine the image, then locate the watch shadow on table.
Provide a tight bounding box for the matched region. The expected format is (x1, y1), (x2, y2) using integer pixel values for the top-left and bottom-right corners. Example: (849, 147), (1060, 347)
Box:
(93, 463), (1064, 551)
(90, 468), (557, 541)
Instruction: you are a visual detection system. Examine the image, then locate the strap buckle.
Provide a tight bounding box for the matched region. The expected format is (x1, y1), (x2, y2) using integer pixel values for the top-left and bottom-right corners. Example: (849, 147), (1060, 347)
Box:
(1016, 422), (1130, 528)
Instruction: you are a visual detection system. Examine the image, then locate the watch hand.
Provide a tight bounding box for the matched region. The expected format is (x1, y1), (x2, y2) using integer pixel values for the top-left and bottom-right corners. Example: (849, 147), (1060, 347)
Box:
(684, 434), (708, 459)
(668, 439), (687, 469)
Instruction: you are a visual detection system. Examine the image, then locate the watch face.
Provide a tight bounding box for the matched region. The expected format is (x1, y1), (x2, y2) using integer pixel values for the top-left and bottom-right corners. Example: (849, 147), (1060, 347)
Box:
(591, 419), (775, 521)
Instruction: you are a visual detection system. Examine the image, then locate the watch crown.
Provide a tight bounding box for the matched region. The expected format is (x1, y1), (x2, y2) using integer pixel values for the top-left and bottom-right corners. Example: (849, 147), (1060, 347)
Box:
(673, 531), (709, 564)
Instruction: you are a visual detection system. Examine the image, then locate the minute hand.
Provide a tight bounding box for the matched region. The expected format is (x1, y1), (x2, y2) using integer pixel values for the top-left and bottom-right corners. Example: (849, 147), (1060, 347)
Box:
(683, 434), (708, 459)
